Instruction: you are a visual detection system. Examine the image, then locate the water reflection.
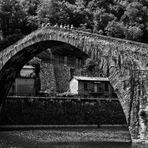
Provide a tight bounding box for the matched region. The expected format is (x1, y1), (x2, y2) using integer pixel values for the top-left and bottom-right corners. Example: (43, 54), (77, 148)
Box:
(0, 127), (148, 148)
(0, 139), (148, 148)
(132, 143), (148, 148)
(49, 142), (132, 148)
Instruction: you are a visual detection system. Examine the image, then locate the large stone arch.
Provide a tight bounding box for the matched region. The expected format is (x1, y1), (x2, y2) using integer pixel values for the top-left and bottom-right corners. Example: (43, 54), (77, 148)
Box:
(0, 26), (148, 141)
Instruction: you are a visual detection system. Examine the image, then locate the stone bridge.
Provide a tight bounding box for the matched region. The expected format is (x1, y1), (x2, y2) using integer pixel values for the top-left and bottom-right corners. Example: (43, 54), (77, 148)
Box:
(0, 26), (148, 142)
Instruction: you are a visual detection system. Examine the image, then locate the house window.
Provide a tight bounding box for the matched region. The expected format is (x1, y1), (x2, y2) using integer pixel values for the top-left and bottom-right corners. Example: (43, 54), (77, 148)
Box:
(84, 83), (88, 90)
(104, 83), (109, 91)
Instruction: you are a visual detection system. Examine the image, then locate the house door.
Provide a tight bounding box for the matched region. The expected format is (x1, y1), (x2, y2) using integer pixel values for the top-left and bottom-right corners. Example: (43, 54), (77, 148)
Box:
(94, 83), (103, 93)
(94, 84), (98, 93)
(97, 83), (103, 93)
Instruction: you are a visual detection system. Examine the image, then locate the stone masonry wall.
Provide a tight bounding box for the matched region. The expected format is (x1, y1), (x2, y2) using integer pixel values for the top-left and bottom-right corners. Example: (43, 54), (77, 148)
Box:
(130, 71), (148, 140)
(40, 61), (57, 94)
(54, 64), (71, 93)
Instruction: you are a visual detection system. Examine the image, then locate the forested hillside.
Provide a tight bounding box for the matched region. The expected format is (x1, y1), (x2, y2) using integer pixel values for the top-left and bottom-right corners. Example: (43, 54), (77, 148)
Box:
(0, 0), (148, 50)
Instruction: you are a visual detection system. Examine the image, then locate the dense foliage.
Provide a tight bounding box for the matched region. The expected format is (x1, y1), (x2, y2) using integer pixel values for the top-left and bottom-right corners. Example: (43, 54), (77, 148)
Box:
(0, 0), (148, 50)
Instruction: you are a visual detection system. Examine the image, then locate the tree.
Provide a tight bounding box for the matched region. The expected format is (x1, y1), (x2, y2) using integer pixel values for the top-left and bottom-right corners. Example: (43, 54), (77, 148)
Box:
(19, 0), (40, 32)
(80, 58), (105, 77)
(88, 0), (114, 11)
(93, 9), (116, 34)
(37, 0), (93, 28)
(68, 0), (93, 28)
(0, 0), (26, 38)
(20, 0), (40, 16)
(121, 2), (144, 25)
(124, 26), (143, 41)
(0, 33), (23, 51)
(37, 0), (70, 25)
(120, 2), (147, 42)
(109, 4), (125, 20)
(83, 58), (96, 71)
(105, 21), (125, 38)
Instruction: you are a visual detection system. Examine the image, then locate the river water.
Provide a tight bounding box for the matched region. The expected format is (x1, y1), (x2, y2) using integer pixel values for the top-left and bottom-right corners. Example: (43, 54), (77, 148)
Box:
(0, 127), (147, 148)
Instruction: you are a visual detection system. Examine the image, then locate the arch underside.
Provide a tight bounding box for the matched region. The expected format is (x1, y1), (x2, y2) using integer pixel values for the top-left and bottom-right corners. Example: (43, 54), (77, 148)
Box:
(0, 41), (88, 103)
(0, 27), (147, 140)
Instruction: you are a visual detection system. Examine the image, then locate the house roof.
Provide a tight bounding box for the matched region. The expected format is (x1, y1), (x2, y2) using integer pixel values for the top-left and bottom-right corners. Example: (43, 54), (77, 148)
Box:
(73, 76), (109, 82)
(22, 65), (34, 69)
(20, 65), (35, 78)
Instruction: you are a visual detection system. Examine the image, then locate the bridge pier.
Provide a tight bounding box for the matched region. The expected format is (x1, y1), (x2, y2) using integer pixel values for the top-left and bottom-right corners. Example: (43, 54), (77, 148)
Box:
(131, 108), (148, 143)
(109, 67), (148, 143)
(128, 70), (148, 142)
(138, 104), (148, 142)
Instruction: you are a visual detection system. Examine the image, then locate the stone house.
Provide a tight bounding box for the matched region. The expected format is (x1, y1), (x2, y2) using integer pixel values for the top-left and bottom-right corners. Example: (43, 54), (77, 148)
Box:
(69, 76), (117, 98)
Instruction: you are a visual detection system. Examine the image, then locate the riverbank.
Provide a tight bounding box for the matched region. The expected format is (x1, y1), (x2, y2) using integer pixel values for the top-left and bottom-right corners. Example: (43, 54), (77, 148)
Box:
(1, 125), (148, 144)
(0, 127), (131, 144)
